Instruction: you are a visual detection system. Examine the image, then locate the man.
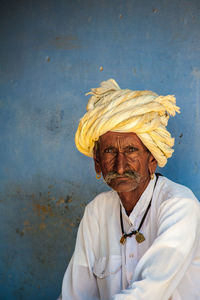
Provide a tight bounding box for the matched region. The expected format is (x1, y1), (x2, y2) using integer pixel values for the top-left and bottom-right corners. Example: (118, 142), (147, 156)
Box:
(58, 79), (200, 300)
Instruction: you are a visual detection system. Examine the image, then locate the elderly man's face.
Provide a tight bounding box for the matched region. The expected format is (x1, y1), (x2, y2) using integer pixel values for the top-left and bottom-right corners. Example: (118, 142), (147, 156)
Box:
(94, 131), (156, 193)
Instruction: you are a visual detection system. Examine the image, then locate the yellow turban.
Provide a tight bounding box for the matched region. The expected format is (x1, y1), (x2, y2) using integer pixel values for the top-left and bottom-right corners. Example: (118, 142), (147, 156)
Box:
(75, 79), (180, 167)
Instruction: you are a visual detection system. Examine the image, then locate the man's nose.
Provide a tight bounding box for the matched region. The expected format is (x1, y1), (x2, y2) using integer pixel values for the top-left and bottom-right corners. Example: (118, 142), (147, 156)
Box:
(116, 152), (127, 175)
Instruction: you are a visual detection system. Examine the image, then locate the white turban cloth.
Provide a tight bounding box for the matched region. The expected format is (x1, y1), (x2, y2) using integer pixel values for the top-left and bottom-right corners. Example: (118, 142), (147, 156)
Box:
(75, 79), (180, 167)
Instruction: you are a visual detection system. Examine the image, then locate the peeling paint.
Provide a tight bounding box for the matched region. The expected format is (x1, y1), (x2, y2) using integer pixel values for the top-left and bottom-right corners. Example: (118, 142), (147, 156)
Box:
(65, 195), (73, 203)
(56, 197), (65, 205)
(152, 8), (159, 14)
(46, 109), (64, 132)
(24, 220), (30, 226)
(46, 56), (50, 62)
(32, 203), (54, 218)
(16, 228), (24, 237)
(39, 223), (46, 230)
(48, 185), (54, 189)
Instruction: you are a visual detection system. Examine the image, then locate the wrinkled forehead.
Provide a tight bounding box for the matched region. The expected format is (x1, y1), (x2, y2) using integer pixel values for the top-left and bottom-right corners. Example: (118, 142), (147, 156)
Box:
(98, 131), (147, 150)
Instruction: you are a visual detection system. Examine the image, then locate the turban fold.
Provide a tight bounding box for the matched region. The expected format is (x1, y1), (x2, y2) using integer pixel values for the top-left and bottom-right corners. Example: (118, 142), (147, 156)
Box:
(75, 79), (180, 167)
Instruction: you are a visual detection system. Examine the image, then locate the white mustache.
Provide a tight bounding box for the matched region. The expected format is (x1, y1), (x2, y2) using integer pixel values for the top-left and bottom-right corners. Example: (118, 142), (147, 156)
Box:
(104, 171), (141, 184)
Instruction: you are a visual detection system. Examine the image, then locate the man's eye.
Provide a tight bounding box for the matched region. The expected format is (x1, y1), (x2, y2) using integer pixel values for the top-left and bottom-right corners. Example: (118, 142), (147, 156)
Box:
(126, 146), (137, 153)
(104, 148), (115, 153)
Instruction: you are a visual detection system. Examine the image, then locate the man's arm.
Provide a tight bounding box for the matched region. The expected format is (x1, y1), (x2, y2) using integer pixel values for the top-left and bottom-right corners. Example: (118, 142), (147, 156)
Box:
(113, 197), (200, 300)
(60, 205), (100, 300)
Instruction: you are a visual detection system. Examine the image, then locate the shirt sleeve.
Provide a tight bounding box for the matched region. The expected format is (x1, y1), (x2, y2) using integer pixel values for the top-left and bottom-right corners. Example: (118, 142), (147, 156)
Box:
(112, 197), (200, 300)
(60, 205), (100, 300)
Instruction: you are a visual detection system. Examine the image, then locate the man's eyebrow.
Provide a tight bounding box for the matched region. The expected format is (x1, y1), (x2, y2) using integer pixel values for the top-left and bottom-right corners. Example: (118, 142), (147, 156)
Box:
(101, 145), (116, 150)
(102, 143), (139, 147)
(123, 144), (139, 148)
(101, 144), (140, 151)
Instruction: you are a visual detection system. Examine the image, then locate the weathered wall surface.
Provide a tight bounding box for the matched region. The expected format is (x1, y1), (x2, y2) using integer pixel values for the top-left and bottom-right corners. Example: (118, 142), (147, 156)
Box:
(0, 0), (200, 299)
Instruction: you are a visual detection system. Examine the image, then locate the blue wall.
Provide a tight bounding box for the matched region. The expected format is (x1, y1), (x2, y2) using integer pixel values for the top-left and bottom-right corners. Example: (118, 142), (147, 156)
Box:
(1, 0), (200, 299)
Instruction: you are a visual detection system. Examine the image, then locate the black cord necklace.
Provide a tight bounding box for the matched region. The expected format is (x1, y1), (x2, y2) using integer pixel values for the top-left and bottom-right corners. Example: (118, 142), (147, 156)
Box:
(120, 174), (160, 245)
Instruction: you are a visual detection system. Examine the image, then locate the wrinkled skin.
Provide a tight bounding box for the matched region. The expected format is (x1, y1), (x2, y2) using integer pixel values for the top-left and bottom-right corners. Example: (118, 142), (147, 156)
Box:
(93, 131), (157, 214)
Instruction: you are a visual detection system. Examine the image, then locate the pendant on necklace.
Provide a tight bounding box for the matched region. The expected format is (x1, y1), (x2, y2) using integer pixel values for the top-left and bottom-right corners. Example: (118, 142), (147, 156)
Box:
(135, 232), (145, 243)
(120, 235), (126, 245)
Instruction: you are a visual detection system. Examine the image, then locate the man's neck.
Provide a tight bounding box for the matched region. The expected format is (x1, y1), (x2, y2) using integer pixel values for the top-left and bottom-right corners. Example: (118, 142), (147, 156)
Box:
(117, 178), (150, 216)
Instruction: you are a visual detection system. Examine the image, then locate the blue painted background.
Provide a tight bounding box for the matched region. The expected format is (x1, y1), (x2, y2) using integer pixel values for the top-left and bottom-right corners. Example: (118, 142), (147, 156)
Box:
(1, 0), (200, 299)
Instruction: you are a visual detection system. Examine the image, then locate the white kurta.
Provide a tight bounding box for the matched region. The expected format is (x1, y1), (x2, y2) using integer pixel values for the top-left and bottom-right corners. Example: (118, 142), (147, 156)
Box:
(59, 176), (200, 300)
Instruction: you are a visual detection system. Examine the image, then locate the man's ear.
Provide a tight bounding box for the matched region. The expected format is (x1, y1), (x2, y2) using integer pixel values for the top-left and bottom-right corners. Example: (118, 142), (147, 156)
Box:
(93, 146), (101, 174)
(148, 153), (157, 175)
